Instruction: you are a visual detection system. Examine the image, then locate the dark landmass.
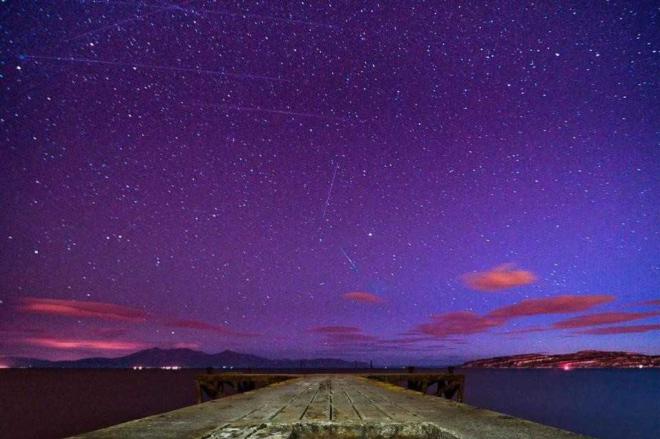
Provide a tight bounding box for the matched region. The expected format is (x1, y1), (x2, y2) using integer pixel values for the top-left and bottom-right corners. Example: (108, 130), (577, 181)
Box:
(462, 350), (660, 369)
(2, 348), (368, 369)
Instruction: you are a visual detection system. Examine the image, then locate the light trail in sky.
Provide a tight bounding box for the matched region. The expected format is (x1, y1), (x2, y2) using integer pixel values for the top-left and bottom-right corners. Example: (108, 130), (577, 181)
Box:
(19, 54), (287, 82)
(87, 0), (338, 29)
(320, 161), (340, 225)
(340, 247), (359, 273)
(67, 1), (196, 42)
(78, 0), (340, 30)
(171, 4), (338, 29)
(210, 104), (346, 122)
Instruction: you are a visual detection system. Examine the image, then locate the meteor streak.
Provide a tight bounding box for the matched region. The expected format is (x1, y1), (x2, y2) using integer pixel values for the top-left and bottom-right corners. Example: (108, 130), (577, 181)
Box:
(320, 161), (340, 224)
(19, 54), (286, 82)
(82, 1), (339, 31)
(211, 104), (346, 122)
(67, 1), (195, 41)
(172, 5), (337, 29)
(340, 247), (359, 273)
(92, 0), (337, 29)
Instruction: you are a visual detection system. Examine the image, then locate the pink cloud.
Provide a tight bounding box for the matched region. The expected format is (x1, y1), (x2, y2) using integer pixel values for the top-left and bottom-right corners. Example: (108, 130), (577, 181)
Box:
(92, 328), (129, 338)
(342, 291), (384, 304)
(311, 326), (361, 334)
(24, 337), (147, 351)
(313, 331), (454, 354)
(413, 294), (617, 339)
(322, 342), (450, 353)
(642, 299), (660, 306)
(463, 264), (536, 292)
(310, 326), (444, 353)
(167, 319), (258, 337)
(19, 297), (147, 322)
(502, 326), (551, 335)
(378, 336), (435, 345)
(17, 298), (257, 338)
(553, 312), (660, 329)
(489, 295), (614, 318)
(311, 325), (378, 344)
(416, 312), (505, 337)
(323, 332), (379, 344)
(579, 324), (660, 335)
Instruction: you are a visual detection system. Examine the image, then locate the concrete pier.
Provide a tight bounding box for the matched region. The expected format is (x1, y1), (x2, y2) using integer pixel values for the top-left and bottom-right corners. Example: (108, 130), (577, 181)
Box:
(72, 374), (589, 438)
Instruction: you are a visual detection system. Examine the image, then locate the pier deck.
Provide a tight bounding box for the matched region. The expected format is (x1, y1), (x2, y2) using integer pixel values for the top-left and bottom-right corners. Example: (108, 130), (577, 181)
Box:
(72, 374), (588, 438)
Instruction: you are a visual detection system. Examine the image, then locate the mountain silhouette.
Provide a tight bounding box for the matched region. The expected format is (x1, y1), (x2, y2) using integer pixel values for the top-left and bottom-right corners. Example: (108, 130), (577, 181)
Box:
(5, 348), (368, 369)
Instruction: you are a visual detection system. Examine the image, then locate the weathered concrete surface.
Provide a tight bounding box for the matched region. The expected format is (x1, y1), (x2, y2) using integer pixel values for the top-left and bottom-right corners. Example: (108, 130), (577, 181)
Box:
(71, 375), (590, 439)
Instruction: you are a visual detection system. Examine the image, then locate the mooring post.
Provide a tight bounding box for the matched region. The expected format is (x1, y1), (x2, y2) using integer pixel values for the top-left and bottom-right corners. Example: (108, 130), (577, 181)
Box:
(196, 380), (203, 404)
(457, 376), (465, 402)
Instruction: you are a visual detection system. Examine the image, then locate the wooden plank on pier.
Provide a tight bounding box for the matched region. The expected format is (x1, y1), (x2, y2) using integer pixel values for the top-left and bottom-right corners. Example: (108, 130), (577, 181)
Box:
(71, 374), (591, 439)
(329, 380), (362, 422)
(267, 379), (319, 423)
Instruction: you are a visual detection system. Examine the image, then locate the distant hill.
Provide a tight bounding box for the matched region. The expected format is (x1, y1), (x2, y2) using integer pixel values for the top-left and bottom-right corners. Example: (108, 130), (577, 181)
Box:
(3, 348), (368, 369)
(462, 350), (660, 369)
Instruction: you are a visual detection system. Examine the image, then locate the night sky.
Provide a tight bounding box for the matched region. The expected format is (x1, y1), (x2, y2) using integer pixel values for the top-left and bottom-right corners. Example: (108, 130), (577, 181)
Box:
(1, 1), (658, 365)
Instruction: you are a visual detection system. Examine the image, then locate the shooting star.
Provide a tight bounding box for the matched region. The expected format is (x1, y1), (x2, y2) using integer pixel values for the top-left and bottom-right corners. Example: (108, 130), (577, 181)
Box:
(19, 54), (287, 82)
(210, 104), (347, 122)
(81, 1), (337, 31)
(171, 4), (338, 29)
(320, 160), (340, 225)
(340, 247), (359, 273)
(67, 0), (196, 42)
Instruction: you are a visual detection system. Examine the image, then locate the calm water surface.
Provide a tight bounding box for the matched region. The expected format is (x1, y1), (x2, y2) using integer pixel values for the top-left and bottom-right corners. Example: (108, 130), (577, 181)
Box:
(0, 369), (201, 439)
(0, 369), (658, 438)
(461, 369), (660, 439)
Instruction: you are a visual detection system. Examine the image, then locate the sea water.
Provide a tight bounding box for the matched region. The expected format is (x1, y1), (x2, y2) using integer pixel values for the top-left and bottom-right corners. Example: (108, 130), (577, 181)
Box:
(1, 368), (658, 438)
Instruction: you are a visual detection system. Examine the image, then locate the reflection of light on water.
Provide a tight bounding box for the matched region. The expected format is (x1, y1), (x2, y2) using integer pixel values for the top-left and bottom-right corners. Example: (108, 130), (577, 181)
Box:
(132, 365), (181, 370)
(637, 365), (644, 369)
(562, 363), (572, 371)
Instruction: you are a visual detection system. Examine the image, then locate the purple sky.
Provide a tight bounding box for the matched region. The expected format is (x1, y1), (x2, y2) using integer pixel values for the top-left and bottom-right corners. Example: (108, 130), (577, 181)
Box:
(1, 1), (658, 365)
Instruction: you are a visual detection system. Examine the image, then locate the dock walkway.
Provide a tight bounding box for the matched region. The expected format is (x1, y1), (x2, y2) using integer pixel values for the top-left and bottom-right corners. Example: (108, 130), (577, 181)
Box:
(73, 374), (588, 438)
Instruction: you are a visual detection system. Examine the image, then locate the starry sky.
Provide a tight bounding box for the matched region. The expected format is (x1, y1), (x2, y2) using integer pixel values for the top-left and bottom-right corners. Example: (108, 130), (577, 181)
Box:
(1, 1), (659, 365)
